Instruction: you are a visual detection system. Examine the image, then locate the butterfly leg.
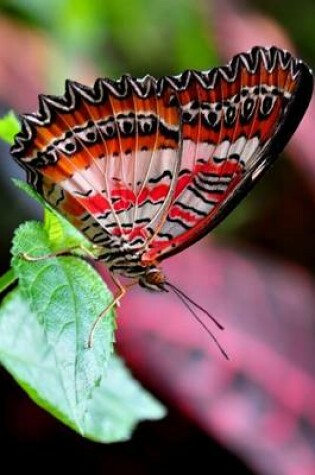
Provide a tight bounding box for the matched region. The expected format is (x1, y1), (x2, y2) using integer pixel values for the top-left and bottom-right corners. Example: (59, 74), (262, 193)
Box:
(87, 274), (137, 349)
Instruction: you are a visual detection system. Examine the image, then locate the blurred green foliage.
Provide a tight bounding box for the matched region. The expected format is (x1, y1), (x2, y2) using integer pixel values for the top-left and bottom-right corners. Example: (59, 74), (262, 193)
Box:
(0, 111), (20, 145)
(254, 0), (315, 63)
(2, 0), (218, 80)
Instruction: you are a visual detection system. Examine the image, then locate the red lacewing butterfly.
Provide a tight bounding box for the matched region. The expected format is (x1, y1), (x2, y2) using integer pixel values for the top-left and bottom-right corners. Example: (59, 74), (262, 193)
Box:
(11, 46), (313, 354)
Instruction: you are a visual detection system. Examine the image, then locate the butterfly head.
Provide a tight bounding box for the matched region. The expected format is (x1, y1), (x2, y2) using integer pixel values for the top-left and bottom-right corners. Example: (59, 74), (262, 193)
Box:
(139, 265), (166, 292)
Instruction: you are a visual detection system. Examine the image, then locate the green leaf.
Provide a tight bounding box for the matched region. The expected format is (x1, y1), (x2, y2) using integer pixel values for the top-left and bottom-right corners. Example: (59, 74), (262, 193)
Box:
(0, 290), (166, 441)
(85, 356), (166, 442)
(0, 111), (20, 145)
(11, 220), (116, 427)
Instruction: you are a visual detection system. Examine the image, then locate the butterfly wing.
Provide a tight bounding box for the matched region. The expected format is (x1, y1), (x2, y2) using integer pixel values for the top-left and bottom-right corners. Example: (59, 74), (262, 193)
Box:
(142, 46), (314, 264)
(11, 76), (182, 253)
(11, 46), (313, 268)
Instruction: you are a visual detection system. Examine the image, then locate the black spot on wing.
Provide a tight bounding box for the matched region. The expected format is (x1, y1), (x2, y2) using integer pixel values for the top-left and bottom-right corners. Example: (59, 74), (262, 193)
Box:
(148, 170), (173, 184)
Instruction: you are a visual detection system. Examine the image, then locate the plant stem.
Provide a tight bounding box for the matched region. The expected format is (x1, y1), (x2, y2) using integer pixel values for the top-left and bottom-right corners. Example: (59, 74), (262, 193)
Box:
(0, 268), (17, 294)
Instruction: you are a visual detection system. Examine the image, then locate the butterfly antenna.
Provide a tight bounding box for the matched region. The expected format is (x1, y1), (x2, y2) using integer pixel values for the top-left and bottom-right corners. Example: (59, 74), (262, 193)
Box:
(165, 282), (224, 330)
(167, 284), (229, 360)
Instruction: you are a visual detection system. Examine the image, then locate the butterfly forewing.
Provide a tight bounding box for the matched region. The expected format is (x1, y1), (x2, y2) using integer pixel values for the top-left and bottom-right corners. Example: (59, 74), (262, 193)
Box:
(11, 46), (313, 270)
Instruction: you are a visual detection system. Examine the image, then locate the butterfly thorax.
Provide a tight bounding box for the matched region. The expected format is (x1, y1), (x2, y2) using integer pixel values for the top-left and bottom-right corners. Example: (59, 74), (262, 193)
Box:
(99, 244), (166, 291)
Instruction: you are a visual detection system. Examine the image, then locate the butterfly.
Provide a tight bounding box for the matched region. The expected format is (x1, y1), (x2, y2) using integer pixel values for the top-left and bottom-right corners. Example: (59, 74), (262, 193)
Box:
(11, 46), (313, 350)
